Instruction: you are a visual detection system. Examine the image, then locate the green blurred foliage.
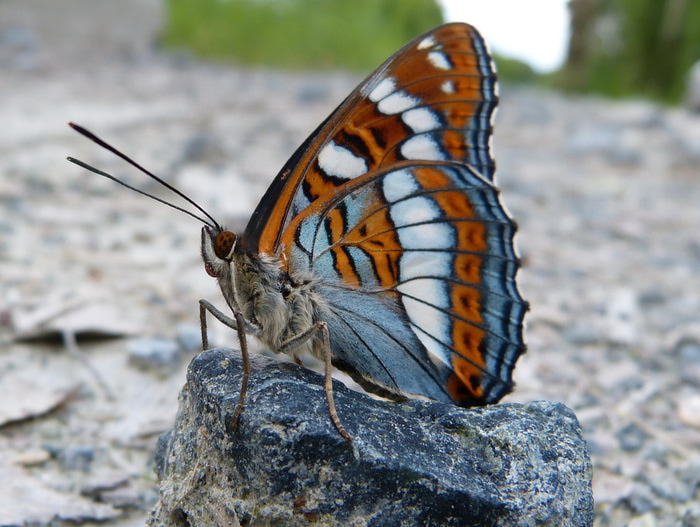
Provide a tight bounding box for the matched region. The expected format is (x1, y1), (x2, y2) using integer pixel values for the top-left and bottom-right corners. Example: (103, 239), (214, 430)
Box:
(162, 0), (443, 71)
(493, 55), (539, 85)
(556, 0), (700, 102)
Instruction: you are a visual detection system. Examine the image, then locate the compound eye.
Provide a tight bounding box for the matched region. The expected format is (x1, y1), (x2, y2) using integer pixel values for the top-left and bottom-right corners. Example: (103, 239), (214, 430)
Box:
(214, 230), (236, 259)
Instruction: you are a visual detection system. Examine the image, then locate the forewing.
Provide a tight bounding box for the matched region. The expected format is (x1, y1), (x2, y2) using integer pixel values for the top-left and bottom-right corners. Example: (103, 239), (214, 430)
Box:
(241, 23), (498, 254)
(284, 162), (526, 406)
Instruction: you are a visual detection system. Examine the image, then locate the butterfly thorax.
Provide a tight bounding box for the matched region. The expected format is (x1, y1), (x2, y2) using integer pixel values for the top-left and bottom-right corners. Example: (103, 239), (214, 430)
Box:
(202, 226), (324, 359)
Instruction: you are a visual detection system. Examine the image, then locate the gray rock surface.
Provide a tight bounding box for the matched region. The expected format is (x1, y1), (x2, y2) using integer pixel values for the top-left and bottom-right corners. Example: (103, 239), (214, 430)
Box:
(149, 348), (593, 526)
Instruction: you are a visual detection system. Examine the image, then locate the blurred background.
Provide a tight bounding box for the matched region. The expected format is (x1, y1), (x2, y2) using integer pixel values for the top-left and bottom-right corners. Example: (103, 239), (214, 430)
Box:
(3, 0), (700, 100)
(162, 0), (700, 104)
(1, 1), (699, 526)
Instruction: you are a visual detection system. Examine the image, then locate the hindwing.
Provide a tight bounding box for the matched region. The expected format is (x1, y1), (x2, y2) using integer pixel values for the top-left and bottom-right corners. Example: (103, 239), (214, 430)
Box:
(284, 162), (524, 404)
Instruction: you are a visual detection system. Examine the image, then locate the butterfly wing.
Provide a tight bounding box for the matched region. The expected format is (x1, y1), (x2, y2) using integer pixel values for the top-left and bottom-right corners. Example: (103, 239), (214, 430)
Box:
(240, 23), (498, 254)
(240, 23), (526, 406)
(284, 161), (524, 405)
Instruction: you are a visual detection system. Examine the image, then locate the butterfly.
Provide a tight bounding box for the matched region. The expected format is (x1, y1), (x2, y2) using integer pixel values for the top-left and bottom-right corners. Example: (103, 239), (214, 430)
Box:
(68, 22), (528, 442)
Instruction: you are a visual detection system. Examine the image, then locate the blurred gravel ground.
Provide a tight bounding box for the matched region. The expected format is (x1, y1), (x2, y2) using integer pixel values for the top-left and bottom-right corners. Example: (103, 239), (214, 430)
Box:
(1, 2), (700, 526)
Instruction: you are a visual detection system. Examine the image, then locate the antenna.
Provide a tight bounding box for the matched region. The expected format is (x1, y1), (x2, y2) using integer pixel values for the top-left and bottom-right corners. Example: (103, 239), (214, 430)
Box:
(67, 122), (222, 230)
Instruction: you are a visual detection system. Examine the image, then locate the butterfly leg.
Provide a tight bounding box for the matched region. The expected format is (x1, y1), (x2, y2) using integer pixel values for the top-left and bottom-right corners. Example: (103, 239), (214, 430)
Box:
(199, 298), (240, 349)
(319, 324), (352, 443)
(199, 299), (251, 429)
(280, 322), (352, 443)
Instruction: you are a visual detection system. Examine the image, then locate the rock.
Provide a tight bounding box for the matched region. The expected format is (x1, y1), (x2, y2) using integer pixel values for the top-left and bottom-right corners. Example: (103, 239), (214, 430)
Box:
(0, 368), (80, 426)
(0, 460), (119, 526)
(149, 348), (594, 526)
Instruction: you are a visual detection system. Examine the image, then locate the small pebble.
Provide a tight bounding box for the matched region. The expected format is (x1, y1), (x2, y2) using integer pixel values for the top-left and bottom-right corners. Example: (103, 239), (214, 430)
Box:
(679, 457), (700, 488)
(81, 470), (130, 496)
(677, 395), (700, 429)
(683, 506), (700, 527)
(647, 470), (696, 503)
(176, 323), (206, 351)
(127, 337), (182, 370)
(55, 446), (95, 472)
(96, 486), (142, 508)
(13, 449), (51, 466)
(627, 512), (658, 527)
(676, 338), (700, 386)
(615, 423), (648, 452)
(624, 485), (659, 516)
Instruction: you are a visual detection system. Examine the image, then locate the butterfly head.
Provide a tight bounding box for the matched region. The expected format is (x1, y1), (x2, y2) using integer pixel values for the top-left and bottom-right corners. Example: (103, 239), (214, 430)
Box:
(201, 225), (237, 278)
